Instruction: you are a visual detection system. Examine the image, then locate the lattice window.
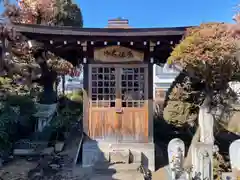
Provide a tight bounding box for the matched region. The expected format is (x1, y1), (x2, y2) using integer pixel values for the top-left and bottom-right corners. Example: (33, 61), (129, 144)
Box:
(121, 67), (145, 107)
(91, 67), (116, 107)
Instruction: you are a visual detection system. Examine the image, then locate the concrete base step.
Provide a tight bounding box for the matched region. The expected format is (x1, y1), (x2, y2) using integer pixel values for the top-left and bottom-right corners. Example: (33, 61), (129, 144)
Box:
(90, 171), (145, 180)
(94, 163), (141, 171)
(92, 162), (144, 180)
(109, 149), (130, 164)
(82, 141), (155, 171)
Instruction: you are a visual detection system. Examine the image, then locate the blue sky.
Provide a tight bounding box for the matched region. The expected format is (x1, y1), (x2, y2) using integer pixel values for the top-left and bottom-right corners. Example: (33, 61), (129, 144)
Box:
(0, 0), (239, 28)
(77, 0), (239, 28)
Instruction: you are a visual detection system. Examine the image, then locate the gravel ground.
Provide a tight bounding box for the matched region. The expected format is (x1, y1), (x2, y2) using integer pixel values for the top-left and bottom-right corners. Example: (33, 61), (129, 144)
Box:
(0, 159), (38, 180)
(0, 158), (93, 180)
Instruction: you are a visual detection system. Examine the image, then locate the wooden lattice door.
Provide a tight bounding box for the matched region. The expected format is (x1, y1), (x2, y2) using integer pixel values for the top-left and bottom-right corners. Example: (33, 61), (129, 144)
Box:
(88, 64), (148, 142)
(119, 65), (148, 142)
(89, 65), (119, 141)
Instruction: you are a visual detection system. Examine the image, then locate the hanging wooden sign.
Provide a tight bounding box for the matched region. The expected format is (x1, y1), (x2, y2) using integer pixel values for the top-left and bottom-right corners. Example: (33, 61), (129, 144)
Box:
(94, 45), (144, 62)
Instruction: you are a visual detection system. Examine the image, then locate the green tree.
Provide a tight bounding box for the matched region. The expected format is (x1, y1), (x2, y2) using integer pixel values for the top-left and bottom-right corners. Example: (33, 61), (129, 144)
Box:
(0, 0), (83, 103)
(163, 22), (240, 177)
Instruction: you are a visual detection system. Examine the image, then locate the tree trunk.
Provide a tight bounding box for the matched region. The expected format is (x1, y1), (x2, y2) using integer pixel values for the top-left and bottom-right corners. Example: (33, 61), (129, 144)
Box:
(183, 127), (200, 168)
(41, 80), (57, 104)
(62, 75), (65, 95)
(38, 60), (57, 104)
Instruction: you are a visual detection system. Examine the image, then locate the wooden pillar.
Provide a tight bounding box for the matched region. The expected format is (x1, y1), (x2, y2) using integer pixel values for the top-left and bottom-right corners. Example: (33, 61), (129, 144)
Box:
(148, 63), (154, 142)
(82, 41), (89, 135)
(148, 41), (155, 143)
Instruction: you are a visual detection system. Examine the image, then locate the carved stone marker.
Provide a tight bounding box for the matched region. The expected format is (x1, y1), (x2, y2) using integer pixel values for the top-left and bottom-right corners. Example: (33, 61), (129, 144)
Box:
(222, 168), (240, 179)
(34, 103), (57, 132)
(192, 143), (213, 180)
(230, 139), (240, 170)
(222, 172), (235, 180)
(229, 139), (240, 179)
(168, 138), (185, 179)
(229, 81), (240, 103)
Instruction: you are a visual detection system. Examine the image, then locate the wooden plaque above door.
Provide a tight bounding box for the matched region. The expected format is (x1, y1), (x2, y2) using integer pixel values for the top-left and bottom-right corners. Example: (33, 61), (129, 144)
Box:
(94, 45), (144, 63)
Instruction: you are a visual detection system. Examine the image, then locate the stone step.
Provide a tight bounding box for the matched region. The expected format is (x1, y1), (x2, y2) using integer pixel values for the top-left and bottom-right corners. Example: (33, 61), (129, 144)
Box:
(82, 141), (155, 171)
(94, 163), (141, 172)
(109, 149), (130, 164)
(90, 171), (145, 180)
(92, 163), (144, 180)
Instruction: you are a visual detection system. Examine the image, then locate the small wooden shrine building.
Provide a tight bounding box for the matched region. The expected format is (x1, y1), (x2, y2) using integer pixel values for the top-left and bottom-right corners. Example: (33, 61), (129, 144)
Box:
(14, 18), (188, 171)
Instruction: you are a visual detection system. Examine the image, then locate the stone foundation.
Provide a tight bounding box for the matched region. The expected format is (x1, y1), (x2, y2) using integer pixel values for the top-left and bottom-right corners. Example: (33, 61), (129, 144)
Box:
(81, 140), (155, 172)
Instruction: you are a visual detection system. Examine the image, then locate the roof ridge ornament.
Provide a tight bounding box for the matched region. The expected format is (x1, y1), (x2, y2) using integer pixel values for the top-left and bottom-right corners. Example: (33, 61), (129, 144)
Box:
(107, 18), (131, 29)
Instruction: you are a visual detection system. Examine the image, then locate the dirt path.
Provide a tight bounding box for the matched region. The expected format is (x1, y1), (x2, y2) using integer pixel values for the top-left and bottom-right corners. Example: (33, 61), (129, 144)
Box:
(0, 159), (38, 180)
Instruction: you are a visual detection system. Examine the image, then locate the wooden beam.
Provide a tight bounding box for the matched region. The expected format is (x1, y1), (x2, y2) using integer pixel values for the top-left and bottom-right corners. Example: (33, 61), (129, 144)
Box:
(81, 41), (87, 52)
(14, 23), (189, 37)
(149, 41), (155, 52)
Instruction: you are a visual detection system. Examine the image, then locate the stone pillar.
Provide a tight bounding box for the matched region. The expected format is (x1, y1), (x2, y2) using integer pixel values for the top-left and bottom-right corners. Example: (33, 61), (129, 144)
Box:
(198, 104), (214, 144)
(191, 103), (214, 180)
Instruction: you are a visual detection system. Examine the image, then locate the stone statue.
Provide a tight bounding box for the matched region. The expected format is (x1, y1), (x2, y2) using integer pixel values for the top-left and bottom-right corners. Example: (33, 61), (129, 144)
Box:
(168, 138), (185, 179)
(192, 143), (213, 180)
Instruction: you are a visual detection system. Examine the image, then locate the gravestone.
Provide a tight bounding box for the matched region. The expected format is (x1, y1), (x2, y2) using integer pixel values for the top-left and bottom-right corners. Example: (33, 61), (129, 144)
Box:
(34, 103), (57, 132)
(167, 138), (185, 179)
(229, 81), (240, 103)
(229, 139), (240, 170)
(222, 172), (235, 180)
(229, 139), (240, 179)
(221, 140), (240, 180)
(192, 143), (213, 180)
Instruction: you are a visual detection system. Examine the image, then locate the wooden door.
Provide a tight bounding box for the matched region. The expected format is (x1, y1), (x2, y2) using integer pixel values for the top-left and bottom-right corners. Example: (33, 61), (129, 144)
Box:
(119, 65), (148, 142)
(89, 65), (120, 141)
(88, 64), (148, 143)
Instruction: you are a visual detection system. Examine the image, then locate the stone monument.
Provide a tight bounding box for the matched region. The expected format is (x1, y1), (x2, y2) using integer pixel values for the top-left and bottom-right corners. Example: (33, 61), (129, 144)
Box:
(229, 139), (240, 179)
(168, 138), (185, 179)
(34, 103), (57, 132)
(192, 102), (214, 180)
